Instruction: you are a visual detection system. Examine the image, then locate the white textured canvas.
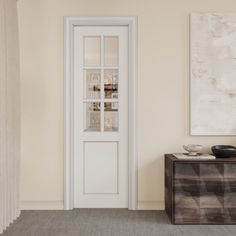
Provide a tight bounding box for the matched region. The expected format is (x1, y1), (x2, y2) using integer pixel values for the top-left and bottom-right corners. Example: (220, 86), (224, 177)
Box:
(191, 13), (236, 135)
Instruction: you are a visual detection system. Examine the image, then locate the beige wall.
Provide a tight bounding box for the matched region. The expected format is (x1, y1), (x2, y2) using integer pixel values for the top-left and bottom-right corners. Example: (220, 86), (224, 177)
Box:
(18, 0), (236, 207)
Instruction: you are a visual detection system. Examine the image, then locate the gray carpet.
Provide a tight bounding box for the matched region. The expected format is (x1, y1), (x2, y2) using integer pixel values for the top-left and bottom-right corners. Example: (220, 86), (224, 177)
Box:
(2, 209), (236, 236)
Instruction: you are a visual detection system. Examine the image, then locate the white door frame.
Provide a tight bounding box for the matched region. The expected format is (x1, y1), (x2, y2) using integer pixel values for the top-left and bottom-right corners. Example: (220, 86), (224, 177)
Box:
(64, 17), (138, 210)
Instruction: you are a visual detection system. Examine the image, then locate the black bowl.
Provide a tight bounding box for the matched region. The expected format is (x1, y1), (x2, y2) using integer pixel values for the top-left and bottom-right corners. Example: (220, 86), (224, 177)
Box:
(212, 145), (236, 158)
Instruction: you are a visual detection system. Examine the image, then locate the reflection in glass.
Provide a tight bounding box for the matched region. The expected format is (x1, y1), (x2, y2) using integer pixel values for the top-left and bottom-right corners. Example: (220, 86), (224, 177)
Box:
(104, 102), (118, 132)
(84, 37), (101, 66)
(84, 102), (101, 132)
(104, 69), (118, 99)
(104, 37), (118, 66)
(84, 69), (101, 99)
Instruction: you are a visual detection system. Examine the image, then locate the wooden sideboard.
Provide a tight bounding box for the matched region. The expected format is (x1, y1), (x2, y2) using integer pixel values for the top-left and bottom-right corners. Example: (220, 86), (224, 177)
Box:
(165, 154), (236, 224)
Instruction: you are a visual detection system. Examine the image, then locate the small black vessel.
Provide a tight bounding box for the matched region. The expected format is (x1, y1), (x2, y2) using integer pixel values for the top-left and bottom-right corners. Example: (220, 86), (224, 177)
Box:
(212, 145), (236, 158)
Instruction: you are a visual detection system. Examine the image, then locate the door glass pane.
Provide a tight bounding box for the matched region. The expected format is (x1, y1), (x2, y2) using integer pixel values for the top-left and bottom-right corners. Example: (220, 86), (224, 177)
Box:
(104, 69), (118, 99)
(104, 102), (118, 132)
(84, 102), (100, 132)
(84, 69), (101, 99)
(104, 37), (118, 66)
(84, 37), (101, 66)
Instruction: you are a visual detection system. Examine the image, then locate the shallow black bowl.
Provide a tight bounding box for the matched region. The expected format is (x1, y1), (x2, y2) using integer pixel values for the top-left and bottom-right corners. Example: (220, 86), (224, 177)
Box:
(212, 145), (236, 158)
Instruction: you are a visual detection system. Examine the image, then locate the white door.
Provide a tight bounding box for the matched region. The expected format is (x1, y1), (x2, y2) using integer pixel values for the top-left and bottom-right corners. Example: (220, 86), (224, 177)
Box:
(73, 26), (129, 208)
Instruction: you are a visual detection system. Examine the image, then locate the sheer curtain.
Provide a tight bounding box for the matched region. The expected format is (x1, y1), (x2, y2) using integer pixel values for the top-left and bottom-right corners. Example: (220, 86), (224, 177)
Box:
(0, 0), (20, 233)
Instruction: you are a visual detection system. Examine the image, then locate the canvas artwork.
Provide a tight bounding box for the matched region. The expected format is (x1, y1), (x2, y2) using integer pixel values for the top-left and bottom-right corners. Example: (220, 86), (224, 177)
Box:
(191, 13), (236, 135)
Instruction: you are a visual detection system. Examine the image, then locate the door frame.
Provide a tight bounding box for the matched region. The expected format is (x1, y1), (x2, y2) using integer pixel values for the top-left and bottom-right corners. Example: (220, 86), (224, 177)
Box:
(64, 17), (138, 210)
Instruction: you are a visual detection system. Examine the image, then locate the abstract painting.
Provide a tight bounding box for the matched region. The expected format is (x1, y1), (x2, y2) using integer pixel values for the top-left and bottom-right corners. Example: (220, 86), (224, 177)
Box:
(191, 13), (236, 135)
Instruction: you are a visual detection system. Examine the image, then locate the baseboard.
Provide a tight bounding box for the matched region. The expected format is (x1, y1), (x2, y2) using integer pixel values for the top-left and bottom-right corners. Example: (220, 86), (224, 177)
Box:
(21, 200), (164, 210)
(21, 201), (64, 210)
(137, 201), (164, 210)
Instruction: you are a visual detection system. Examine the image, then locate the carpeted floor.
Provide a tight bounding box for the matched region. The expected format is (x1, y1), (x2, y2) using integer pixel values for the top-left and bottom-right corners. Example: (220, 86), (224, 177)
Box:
(2, 209), (236, 236)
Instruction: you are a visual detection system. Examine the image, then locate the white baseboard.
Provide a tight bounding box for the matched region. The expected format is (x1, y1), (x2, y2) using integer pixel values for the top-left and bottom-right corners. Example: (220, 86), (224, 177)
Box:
(21, 200), (164, 211)
(21, 201), (64, 210)
(137, 201), (164, 210)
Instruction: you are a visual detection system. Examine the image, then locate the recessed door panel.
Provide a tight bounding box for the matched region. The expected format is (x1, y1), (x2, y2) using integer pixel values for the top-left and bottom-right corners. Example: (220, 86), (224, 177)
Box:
(84, 142), (118, 194)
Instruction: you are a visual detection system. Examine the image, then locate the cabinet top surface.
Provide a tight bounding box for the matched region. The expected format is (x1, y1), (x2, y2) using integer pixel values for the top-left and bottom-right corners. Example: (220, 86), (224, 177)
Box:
(165, 154), (236, 163)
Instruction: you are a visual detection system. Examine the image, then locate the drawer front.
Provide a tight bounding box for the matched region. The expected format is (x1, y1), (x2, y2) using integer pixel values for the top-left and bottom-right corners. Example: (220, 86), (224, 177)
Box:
(175, 208), (236, 224)
(199, 208), (224, 224)
(175, 179), (199, 208)
(200, 208), (236, 224)
(175, 163), (199, 179)
(200, 163), (224, 179)
(175, 208), (200, 224)
(224, 208), (236, 223)
(224, 179), (236, 208)
(174, 178), (200, 224)
(200, 179), (224, 208)
(224, 164), (236, 178)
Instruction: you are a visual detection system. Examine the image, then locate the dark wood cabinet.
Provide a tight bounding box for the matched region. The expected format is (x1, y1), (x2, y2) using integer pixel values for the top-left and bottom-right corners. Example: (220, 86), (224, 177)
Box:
(165, 154), (236, 224)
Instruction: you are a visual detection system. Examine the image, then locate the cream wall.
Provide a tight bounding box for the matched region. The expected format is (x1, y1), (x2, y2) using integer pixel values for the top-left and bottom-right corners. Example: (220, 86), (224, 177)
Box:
(18, 0), (236, 209)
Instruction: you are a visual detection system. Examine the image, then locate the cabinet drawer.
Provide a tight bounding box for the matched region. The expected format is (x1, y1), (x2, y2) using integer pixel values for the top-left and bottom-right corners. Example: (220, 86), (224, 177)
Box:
(224, 208), (236, 223)
(200, 208), (236, 224)
(200, 179), (224, 208)
(175, 163), (199, 179)
(175, 179), (199, 208)
(224, 164), (236, 178)
(175, 208), (236, 224)
(175, 208), (200, 224)
(200, 164), (224, 179)
(200, 208), (224, 224)
(224, 179), (236, 208)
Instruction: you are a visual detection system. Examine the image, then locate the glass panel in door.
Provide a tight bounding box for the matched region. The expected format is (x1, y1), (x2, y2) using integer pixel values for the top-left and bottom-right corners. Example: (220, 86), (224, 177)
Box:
(104, 102), (118, 132)
(104, 69), (118, 99)
(104, 36), (119, 66)
(84, 37), (101, 66)
(83, 35), (119, 133)
(84, 102), (101, 132)
(84, 69), (101, 99)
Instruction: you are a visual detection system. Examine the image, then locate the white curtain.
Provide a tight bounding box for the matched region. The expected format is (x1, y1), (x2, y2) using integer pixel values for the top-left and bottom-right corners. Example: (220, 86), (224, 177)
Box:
(0, 0), (20, 233)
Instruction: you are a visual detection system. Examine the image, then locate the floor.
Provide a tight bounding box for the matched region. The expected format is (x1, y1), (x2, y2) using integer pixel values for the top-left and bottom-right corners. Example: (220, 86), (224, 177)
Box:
(2, 210), (236, 236)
